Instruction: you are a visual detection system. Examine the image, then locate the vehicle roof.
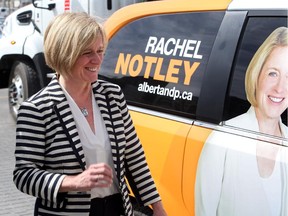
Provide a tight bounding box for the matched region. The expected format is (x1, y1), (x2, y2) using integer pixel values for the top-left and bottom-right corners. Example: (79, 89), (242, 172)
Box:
(104, 0), (232, 39)
(104, 0), (287, 39)
(228, 0), (288, 10)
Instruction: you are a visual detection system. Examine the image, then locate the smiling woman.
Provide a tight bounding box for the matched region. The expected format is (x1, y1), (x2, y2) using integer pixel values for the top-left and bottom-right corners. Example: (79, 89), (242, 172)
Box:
(13, 12), (167, 216)
(254, 45), (288, 133)
(227, 26), (288, 135)
(195, 26), (288, 216)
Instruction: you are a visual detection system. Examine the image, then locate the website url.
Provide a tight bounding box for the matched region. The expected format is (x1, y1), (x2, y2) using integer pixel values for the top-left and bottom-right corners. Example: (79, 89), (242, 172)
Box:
(138, 81), (193, 101)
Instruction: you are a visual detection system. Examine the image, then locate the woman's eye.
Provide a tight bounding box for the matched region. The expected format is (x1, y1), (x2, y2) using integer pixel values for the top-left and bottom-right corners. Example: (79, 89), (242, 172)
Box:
(97, 49), (104, 54)
(82, 51), (92, 56)
(268, 71), (278, 77)
(82, 50), (104, 56)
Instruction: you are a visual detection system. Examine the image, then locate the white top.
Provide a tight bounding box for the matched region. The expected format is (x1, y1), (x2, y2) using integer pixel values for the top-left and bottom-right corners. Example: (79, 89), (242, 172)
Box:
(195, 107), (288, 216)
(62, 88), (119, 198)
(262, 159), (281, 216)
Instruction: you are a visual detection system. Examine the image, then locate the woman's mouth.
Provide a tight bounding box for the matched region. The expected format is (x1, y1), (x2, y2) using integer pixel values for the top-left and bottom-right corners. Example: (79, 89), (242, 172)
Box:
(269, 96), (284, 103)
(87, 67), (98, 72)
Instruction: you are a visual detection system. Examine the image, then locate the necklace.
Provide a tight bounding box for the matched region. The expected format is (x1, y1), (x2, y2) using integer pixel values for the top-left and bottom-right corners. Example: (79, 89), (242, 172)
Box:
(80, 107), (88, 117)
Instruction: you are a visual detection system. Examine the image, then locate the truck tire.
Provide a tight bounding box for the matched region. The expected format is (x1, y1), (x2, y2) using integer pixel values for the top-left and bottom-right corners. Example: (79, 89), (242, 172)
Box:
(8, 61), (40, 120)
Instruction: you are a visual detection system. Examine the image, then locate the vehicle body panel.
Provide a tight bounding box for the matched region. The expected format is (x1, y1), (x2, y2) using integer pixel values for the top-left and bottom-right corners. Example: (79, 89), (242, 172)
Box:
(100, 1), (288, 215)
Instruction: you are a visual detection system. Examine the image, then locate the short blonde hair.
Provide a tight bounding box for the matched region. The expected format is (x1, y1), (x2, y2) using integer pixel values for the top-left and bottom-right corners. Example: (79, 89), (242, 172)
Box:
(245, 26), (288, 106)
(44, 12), (107, 76)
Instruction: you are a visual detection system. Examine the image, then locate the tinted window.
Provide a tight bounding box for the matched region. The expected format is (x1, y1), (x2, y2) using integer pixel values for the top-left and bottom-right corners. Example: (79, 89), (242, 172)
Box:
(100, 12), (224, 117)
(225, 16), (288, 127)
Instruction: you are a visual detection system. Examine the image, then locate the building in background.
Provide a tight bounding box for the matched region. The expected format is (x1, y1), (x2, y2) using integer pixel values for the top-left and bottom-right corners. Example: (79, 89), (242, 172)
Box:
(0, 0), (31, 14)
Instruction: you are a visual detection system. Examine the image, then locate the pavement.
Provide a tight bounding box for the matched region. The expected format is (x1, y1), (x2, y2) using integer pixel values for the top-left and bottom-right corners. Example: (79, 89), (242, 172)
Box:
(0, 88), (35, 215)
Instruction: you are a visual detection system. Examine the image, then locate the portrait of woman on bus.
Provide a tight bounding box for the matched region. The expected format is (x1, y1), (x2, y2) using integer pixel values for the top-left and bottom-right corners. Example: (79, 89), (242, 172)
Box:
(195, 26), (288, 216)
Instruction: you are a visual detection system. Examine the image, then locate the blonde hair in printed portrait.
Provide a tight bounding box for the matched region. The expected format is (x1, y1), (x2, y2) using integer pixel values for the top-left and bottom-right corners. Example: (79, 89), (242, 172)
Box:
(195, 26), (288, 216)
(245, 26), (288, 107)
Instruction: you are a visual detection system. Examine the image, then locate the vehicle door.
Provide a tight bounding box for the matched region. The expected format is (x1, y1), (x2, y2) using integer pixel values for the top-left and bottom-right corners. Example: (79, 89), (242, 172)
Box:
(183, 10), (288, 216)
(99, 10), (225, 215)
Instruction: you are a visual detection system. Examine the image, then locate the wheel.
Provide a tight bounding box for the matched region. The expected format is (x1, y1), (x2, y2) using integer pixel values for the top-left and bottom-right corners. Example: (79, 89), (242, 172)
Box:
(8, 61), (40, 119)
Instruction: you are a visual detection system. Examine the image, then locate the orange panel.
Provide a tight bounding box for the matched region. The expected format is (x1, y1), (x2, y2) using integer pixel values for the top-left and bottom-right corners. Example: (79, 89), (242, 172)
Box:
(130, 110), (192, 215)
(183, 126), (212, 215)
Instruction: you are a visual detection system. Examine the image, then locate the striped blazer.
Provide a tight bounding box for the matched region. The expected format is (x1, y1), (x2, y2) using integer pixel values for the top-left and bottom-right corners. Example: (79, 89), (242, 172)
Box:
(13, 76), (160, 216)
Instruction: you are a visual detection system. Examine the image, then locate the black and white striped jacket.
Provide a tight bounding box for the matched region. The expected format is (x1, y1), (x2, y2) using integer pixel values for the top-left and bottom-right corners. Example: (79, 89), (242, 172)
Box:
(13, 76), (160, 216)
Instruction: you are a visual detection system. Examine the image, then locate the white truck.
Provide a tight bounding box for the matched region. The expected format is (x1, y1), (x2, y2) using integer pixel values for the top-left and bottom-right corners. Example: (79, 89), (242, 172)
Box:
(0, 7), (10, 18)
(0, 0), (147, 119)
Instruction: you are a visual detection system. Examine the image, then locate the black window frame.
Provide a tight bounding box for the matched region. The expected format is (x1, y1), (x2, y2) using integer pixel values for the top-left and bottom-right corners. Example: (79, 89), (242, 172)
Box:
(223, 10), (288, 126)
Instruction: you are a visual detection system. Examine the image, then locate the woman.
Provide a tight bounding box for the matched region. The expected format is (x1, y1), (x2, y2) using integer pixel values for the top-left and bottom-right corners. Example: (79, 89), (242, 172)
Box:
(195, 27), (288, 216)
(13, 12), (167, 216)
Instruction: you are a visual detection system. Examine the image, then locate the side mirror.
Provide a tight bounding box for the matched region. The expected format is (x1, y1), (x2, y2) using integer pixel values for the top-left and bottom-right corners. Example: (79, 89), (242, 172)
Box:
(32, 0), (56, 11)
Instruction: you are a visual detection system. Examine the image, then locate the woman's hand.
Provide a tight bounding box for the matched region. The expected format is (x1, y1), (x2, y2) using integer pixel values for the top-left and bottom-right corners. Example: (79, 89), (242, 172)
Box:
(152, 201), (168, 216)
(59, 163), (113, 192)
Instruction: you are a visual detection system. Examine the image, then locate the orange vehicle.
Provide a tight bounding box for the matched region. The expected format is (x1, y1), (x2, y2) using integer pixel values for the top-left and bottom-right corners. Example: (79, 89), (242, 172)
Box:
(0, 0), (149, 119)
(99, 0), (288, 215)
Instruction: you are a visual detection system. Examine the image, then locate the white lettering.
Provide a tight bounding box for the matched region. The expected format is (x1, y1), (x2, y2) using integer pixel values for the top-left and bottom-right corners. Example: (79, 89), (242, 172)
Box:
(164, 38), (175, 55)
(145, 36), (158, 53)
(173, 39), (187, 57)
(145, 36), (203, 59)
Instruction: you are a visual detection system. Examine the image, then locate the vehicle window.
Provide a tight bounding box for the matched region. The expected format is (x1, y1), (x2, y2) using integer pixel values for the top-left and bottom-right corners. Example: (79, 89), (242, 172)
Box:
(224, 16), (288, 130)
(100, 11), (224, 118)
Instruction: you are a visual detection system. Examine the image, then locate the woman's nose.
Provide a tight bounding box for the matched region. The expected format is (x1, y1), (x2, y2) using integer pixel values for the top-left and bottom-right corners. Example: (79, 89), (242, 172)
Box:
(275, 75), (288, 93)
(90, 53), (104, 63)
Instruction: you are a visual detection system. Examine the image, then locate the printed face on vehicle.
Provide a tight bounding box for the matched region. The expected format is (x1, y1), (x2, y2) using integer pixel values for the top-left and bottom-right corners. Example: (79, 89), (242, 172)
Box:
(98, 5), (288, 216)
(255, 46), (288, 121)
